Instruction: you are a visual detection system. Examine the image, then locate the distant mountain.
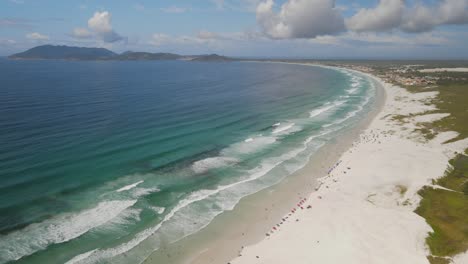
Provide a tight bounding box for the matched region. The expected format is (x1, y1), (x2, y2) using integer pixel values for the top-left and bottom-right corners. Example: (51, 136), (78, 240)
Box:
(9, 45), (117, 60)
(114, 52), (181, 60)
(190, 54), (231, 62)
(9, 45), (233, 62)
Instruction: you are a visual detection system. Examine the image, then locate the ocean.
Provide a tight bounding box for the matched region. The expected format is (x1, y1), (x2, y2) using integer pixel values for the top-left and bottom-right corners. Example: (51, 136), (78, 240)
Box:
(0, 59), (376, 264)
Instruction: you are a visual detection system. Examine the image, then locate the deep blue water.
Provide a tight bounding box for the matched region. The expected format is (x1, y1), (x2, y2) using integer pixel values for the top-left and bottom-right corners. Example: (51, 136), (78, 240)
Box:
(0, 59), (376, 264)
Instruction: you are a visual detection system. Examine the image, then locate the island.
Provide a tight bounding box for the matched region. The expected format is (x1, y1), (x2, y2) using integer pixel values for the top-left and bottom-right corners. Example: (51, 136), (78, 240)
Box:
(9, 45), (232, 62)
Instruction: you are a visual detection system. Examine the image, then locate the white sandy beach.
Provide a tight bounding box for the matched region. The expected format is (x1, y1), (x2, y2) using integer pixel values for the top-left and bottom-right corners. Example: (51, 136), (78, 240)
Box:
(229, 72), (468, 264)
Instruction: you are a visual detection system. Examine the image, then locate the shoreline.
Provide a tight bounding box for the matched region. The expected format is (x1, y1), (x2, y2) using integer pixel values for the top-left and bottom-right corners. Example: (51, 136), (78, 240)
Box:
(143, 63), (386, 264)
(227, 66), (468, 264)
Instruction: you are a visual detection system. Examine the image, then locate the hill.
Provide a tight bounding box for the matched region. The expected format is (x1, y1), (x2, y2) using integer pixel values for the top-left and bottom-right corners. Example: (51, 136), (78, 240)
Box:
(114, 52), (181, 60)
(190, 54), (232, 62)
(9, 45), (117, 60)
(9, 45), (233, 62)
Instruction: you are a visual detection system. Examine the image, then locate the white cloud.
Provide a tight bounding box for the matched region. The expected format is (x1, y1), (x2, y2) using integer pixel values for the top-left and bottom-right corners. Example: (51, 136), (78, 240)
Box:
(197, 30), (220, 40)
(26, 32), (49, 40)
(309, 31), (450, 47)
(87, 11), (123, 43)
(347, 0), (468, 33)
(88, 12), (113, 33)
(160, 6), (187, 14)
(346, 0), (404, 32)
(347, 32), (450, 46)
(149, 33), (172, 46)
(402, 0), (468, 32)
(256, 0), (346, 39)
(72, 27), (92, 38)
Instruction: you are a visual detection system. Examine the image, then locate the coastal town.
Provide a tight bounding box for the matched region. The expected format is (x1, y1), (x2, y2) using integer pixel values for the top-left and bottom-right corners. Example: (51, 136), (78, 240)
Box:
(329, 63), (467, 87)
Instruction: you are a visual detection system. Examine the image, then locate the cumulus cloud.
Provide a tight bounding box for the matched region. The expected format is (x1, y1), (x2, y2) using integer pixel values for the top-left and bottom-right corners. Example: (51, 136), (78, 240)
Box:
(253, 0), (468, 39)
(71, 27), (92, 38)
(87, 11), (124, 43)
(346, 0), (405, 32)
(401, 0), (468, 32)
(347, 0), (468, 33)
(26, 32), (49, 40)
(256, 0), (346, 39)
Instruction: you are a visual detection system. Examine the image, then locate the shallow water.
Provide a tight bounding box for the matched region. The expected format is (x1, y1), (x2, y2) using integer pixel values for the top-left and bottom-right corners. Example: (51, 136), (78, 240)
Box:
(0, 60), (375, 264)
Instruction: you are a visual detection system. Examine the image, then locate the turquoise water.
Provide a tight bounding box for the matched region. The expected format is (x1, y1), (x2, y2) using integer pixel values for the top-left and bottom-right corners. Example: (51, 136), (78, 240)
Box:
(0, 60), (376, 264)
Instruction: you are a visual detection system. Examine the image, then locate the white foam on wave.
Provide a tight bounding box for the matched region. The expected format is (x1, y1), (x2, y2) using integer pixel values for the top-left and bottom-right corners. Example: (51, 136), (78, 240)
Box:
(309, 104), (334, 118)
(117, 180), (144, 192)
(67, 69), (378, 264)
(0, 200), (137, 263)
(309, 100), (346, 119)
(68, 120), (350, 264)
(192, 157), (239, 174)
(323, 89), (373, 128)
(150, 206), (166, 215)
(272, 123), (297, 135)
(346, 78), (362, 94)
(346, 87), (359, 94)
(191, 134), (279, 175)
(65, 250), (99, 264)
(131, 187), (160, 198)
(221, 136), (276, 156)
(72, 134), (327, 264)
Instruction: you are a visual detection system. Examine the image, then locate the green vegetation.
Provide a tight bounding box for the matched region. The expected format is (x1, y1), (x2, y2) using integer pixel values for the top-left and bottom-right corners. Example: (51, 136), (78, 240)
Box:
(416, 178), (468, 257)
(430, 83), (468, 143)
(427, 256), (450, 264)
(390, 72), (468, 143)
(378, 69), (468, 263)
(412, 77), (468, 262)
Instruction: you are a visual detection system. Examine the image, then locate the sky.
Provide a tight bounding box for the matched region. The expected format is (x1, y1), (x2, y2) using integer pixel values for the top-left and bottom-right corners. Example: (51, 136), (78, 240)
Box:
(1, 0), (468, 59)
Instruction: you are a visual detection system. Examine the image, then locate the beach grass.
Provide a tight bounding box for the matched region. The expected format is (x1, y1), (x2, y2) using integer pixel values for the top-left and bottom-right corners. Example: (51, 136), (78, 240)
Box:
(388, 71), (468, 263)
(417, 155), (468, 261)
(416, 181), (468, 258)
(427, 255), (450, 264)
(396, 73), (468, 143)
(430, 82), (468, 143)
